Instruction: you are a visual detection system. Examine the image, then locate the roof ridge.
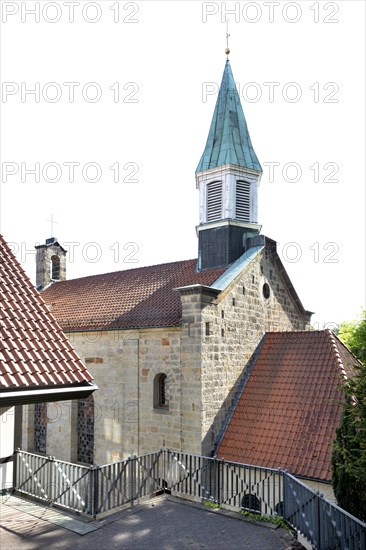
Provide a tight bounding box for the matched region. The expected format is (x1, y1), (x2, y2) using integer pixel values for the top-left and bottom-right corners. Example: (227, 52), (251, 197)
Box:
(326, 328), (362, 373)
(48, 258), (201, 286)
(326, 329), (349, 381)
(267, 329), (318, 335)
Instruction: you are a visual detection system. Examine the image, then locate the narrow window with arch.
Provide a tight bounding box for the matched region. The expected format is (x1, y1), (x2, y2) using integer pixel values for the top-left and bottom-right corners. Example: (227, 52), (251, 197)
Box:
(206, 180), (222, 222)
(51, 255), (60, 280)
(154, 373), (169, 409)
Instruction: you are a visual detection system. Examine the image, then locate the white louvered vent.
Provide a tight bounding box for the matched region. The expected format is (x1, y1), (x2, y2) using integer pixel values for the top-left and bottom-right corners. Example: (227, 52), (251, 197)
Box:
(236, 180), (251, 221)
(207, 181), (222, 222)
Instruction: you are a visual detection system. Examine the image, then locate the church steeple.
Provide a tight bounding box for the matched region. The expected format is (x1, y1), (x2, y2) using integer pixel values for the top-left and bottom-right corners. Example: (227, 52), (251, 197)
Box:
(196, 60), (262, 174)
(196, 57), (262, 271)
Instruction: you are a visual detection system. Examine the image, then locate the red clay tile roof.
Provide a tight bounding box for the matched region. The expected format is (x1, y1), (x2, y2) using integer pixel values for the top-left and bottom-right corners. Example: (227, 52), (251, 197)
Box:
(0, 235), (95, 393)
(41, 260), (227, 332)
(216, 330), (358, 482)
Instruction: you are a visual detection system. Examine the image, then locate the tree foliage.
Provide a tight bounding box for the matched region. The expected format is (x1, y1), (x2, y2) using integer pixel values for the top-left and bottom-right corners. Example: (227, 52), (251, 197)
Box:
(332, 389), (366, 520)
(338, 310), (366, 365)
(332, 311), (366, 521)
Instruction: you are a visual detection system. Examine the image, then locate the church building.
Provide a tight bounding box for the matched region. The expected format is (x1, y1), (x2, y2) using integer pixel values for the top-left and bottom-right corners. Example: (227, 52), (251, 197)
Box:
(22, 56), (317, 473)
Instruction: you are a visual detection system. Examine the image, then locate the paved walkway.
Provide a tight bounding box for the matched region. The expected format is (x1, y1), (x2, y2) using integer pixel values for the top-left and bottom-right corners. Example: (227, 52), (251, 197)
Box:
(0, 494), (301, 549)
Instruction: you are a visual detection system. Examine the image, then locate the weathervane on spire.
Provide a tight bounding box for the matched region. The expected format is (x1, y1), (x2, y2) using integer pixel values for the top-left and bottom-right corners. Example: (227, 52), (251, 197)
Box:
(225, 18), (230, 57)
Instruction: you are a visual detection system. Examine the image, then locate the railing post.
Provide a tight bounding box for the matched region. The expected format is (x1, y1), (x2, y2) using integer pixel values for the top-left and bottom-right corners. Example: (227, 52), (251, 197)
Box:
(166, 448), (170, 490)
(213, 455), (219, 504)
(93, 465), (99, 518)
(220, 458), (225, 507)
(88, 464), (94, 516)
(48, 455), (54, 503)
(276, 468), (281, 518)
(131, 456), (136, 508)
(162, 448), (166, 491)
(316, 491), (321, 550)
(12, 448), (19, 493)
(282, 470), (288, 520)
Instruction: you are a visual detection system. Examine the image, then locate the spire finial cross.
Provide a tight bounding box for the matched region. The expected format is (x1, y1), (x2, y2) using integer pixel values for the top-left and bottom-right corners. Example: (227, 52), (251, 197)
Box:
(46, 214), (58, 238)
(225, 18), (231, 57)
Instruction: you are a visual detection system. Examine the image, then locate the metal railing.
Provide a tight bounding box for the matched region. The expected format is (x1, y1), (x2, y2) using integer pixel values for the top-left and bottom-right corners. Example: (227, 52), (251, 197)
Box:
(95, 451), (163, 515)
(165, 450), (281, 517)
(15, 450), (93, 514)
(284, 472), (366, 550)
(13, 449), (164, 517)
(13, 449), (366, 549)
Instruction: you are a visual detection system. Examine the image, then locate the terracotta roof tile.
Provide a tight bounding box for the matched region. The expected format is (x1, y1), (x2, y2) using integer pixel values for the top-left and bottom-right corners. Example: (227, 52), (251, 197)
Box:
(0, 234), (95, 391)
(41, 259), (227, 332)
(217, 330), (359, 482)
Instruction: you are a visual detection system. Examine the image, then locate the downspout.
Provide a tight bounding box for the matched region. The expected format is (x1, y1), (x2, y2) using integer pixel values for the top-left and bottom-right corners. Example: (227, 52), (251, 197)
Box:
(137, 337), (140, 457)
(180, 332), (183, 451)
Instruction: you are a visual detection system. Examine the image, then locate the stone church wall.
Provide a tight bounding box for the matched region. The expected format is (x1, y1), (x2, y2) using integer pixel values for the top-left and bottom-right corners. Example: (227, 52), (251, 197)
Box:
(20, 247), (310, 464)
(199, 247), (311, 455)
(21, 327), (183, 465)
(67, 326), (181, 464)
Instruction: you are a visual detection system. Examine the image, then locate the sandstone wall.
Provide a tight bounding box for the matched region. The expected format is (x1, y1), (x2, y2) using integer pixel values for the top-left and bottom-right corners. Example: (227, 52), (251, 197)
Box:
(21, 327), (183, 465)
(21, 247), (310, 464)
(199, 248), (311, 455)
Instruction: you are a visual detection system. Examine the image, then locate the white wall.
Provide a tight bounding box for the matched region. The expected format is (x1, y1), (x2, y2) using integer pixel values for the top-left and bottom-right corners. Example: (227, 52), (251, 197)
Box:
(0, 406), (15, 491)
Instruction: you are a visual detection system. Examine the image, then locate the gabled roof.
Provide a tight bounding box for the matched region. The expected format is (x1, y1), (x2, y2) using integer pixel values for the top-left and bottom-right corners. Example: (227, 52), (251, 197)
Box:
(196, 60), (262, 174)
(216, 330), (358, 482)
(41, 259), (227, 332)
(0, 235), (96, 405)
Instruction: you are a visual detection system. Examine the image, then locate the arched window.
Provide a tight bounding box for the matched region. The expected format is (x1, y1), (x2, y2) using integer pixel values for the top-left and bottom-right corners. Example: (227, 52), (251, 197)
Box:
(236, 180), (251, 221)
(77, 395), (94, 464)
(154, 373), (169, 409)
(34, 403), (47, 454)
(241, 493), (261, 513)
(51, 255), (60, 280)
(275, 501), (284, 516)
(206, 181), (222, 222)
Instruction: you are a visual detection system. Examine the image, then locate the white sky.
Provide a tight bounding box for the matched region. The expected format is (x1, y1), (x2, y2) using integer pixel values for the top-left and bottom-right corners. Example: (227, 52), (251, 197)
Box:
(1, 0), (365, 329)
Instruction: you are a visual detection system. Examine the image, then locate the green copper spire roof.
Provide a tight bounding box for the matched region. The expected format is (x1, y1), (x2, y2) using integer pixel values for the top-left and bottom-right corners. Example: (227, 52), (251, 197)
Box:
(196, 60), (262, 174)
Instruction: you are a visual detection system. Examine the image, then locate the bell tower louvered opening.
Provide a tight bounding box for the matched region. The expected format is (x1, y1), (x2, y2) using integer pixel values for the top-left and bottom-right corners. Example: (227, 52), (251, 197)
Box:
(236, 180), (251, 222)
(207, 180), (222, 222)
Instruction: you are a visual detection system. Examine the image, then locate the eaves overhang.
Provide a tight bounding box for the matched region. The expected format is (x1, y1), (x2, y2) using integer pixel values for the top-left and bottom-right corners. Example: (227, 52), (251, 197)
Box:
(0, 382), (98, 407)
